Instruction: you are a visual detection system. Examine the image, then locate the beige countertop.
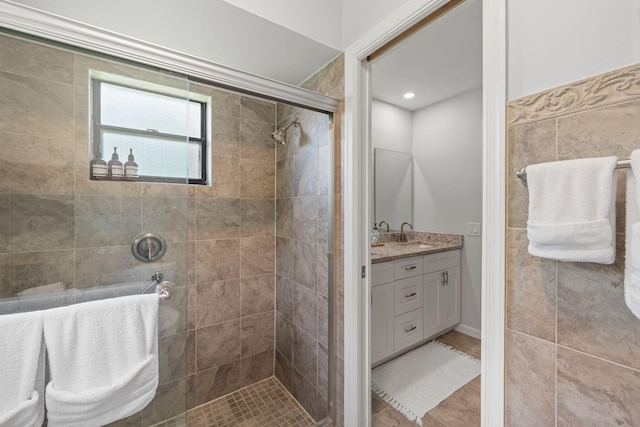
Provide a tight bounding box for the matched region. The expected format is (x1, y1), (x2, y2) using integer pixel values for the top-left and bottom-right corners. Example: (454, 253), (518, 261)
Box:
(371, 238), (462, 264)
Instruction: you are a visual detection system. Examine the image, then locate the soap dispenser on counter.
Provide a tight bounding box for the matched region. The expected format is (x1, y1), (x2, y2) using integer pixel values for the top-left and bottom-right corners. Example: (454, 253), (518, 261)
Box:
(371, 224), (381, 245)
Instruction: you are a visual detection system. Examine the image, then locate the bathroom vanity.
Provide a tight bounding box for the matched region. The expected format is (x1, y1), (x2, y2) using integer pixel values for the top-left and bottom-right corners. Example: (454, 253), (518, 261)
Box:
(371, 240), (462, 365)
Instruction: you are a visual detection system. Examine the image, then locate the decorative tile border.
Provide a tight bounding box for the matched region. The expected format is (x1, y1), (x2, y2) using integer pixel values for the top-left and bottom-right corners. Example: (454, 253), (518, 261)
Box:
(508, 63), (640, 125)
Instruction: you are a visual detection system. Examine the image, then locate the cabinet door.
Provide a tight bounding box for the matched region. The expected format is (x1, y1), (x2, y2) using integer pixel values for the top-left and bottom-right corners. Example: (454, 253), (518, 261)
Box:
(371, 282), (394, 364)
(423, 271), (442, 338)
(371, 261), (394, 287)
(441, 266), (460, 329)
(424, 249), (460, 273)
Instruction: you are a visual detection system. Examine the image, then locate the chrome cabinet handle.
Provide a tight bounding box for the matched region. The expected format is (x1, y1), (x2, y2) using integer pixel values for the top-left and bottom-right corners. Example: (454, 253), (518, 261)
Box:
(404, 265), (417, 271)
(405, 325), (417, 333)
(405, 292), (417, 298)
(441, 271), (445, 286)
(445, 270), (449, 285)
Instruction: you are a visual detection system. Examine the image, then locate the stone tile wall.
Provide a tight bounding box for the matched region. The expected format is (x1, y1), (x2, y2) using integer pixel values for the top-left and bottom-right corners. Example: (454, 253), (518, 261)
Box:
(273, 54), (345, 423)
(0, 33), (277, 425)
(186, 83), (277, 411)
(505, 63), (640, 425)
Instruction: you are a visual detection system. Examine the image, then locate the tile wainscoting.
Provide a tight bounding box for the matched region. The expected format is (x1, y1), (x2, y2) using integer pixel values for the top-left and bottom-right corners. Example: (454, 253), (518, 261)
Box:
(506, 63), (640, 425)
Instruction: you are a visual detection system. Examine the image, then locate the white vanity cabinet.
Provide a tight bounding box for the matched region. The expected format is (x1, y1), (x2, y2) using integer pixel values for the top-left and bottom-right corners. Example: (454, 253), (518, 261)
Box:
(423, 250), (460, 338)
(371, 249), (460, 365)
(371, 261), (395, 363)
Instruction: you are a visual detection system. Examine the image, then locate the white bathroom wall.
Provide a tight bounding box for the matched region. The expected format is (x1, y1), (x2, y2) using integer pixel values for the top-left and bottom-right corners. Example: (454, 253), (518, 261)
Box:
(371, 99), (413, 153)
(508, 0), (640, 100)
(412, 87), (482, 335)
(342, 0), (411, 48)
(9, 0), (339, 85)
(371, 99), (413, 230)
(221, 0), (343, 50)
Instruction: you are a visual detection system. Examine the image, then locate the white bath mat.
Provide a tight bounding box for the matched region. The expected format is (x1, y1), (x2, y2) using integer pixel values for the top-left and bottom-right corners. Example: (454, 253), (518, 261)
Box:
(371, 340), (480, 425)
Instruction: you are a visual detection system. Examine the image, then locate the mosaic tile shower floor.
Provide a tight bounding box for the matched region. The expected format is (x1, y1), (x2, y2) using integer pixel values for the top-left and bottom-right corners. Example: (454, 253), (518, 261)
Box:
(154, 377), (315, 427)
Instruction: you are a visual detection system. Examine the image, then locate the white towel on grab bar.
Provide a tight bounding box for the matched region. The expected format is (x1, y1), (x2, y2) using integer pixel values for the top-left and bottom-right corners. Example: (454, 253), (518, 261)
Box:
(625, 151), (640, 319)
(0, 311), (45, 427)
(43, 293), (160, 427)
(526, 156), (618, 263)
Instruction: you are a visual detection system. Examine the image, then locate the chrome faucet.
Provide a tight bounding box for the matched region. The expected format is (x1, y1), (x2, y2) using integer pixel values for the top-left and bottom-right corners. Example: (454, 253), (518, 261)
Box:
(397, 221), (413, 242)
(377, 220), (390, 233)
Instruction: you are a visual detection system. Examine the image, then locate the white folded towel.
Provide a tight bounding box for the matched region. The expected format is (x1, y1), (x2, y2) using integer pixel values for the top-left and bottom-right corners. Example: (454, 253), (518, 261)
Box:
(625, 151), (640, 318)
(43, 294), (160, 427)
(527, 156), (618, 263)
(0, 311), (45, 427)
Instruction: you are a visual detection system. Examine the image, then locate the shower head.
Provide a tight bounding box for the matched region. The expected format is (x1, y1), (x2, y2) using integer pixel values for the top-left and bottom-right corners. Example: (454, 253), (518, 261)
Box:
(271, 118), (300, 144)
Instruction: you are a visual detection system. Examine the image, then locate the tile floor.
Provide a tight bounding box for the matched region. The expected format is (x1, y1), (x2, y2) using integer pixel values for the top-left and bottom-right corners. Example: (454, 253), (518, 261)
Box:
(372, 330), (481, 427)
(153, 330), (479, 427)
(154, 377), (315, 427)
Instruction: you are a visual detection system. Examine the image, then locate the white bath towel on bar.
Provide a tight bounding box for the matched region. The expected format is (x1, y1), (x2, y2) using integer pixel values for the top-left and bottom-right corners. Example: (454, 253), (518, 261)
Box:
(527, 156), (618, 263)
(0, 311), (45, 427)
(625, 151), (640, 318)
(43, 293), (160, 427)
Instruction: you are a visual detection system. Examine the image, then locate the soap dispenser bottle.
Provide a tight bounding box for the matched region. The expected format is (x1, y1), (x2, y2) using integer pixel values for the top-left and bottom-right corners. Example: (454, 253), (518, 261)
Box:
(371, 224), (381, 245)
(90, 151), (107, 179)
(124, 148), (139, 180)
(107, 147), (124, 179)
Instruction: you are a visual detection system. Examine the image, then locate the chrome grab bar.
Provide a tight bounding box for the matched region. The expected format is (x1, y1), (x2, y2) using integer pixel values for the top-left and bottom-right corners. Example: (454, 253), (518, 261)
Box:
(516, 158), (631, 187)
(142, 272), (176, 301)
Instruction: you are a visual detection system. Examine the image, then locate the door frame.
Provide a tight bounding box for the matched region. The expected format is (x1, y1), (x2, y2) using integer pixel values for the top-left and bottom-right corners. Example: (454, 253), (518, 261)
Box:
(342, 0), (506, 425)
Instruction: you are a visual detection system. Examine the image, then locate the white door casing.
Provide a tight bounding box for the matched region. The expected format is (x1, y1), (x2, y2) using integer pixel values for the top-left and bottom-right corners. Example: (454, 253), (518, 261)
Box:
(342, 0), (506, 425)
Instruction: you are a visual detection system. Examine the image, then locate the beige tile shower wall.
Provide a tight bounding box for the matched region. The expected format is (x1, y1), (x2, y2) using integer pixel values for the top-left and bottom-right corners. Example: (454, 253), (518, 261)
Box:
(506, 63), (640, 425)
(186, 83), (277, 411)
(273, 54), (344, 423)
(0, 33), (277, 426)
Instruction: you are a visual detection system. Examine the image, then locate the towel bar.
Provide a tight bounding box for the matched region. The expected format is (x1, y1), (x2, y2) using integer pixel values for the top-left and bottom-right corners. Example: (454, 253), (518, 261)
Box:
(141, 272), (176, 300)
(516, 158), (632, 187)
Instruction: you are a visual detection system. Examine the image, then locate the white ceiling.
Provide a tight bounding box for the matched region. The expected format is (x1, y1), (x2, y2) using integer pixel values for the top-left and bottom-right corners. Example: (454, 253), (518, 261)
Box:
(371, 0), (482, 111)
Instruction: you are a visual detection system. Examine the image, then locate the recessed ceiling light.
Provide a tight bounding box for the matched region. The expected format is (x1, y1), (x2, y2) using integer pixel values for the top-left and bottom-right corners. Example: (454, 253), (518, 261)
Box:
(403, 92), (415, 99)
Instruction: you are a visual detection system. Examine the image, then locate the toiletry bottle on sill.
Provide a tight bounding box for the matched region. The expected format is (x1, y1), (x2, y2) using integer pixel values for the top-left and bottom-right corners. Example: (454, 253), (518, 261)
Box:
(107, 147), (124, 179)
(124, 148), (139, 180)
(90, 154), (107, 179)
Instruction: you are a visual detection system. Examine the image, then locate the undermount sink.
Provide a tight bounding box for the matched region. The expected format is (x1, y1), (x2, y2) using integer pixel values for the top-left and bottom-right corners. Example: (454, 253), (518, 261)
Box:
(397, 241), (433, 249)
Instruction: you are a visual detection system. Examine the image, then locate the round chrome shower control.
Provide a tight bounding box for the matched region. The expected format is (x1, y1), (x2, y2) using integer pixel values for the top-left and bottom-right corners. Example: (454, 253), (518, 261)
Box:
(132, 233), (167, 262)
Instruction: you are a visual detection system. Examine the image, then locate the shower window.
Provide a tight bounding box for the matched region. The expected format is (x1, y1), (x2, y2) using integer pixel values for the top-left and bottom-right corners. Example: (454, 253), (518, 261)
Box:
(91, 73), (209, 184)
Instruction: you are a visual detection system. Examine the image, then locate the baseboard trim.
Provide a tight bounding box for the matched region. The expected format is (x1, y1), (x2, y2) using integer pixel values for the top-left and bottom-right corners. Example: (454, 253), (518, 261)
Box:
(454, 324), (481, 340)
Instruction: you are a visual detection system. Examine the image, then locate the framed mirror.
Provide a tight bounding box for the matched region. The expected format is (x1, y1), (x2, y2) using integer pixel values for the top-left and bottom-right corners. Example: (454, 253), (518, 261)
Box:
(374, 148), (412, 230)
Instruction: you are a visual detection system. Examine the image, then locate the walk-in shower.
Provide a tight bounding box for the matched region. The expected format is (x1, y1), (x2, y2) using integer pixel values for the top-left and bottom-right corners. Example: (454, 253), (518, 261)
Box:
(271, 117), (300, 143)
(0, 22), (338, 427)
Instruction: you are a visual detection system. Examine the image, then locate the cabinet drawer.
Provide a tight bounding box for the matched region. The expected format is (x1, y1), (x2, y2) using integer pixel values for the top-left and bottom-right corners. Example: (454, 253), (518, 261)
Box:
(394, 256), (424, 279)
(424, 250), (460, 273)
(371, 261), (394, 287)
(394, 275), (423, 315)
(394, 308), (424, 351)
